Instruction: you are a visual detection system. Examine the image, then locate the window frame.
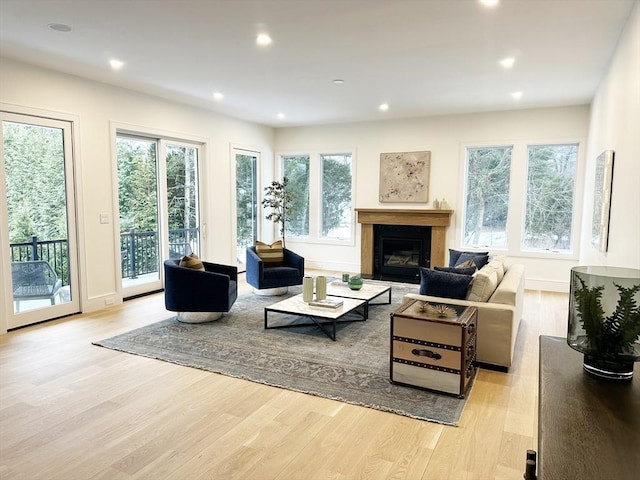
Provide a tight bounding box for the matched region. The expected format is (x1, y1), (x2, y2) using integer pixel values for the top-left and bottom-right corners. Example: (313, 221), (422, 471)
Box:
(459, 138), (585, 260)
(461, 143), (514, 251)
(522, 142), (580, 255)
(277, 149), (356, 246)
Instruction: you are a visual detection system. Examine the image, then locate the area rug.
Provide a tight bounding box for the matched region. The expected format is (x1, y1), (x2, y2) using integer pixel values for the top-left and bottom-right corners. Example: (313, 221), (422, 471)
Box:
(93, 281), (472, 425)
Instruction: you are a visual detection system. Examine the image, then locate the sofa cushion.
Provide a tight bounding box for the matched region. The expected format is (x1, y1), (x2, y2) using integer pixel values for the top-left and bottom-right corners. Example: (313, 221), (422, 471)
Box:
(434, 265), (477, 276)
(255, 240), (284, 266)
(484, 259), (505, 283)
(179, 253), (205, 271)
(419, 267), (473, 300)
(449, 249), (489, 268)
(466, 269), (499, 302)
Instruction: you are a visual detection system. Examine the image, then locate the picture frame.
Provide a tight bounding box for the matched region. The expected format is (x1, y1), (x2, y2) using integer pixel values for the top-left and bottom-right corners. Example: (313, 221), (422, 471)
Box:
(379, 151), (430, 203)
(591, 150), (615, 253)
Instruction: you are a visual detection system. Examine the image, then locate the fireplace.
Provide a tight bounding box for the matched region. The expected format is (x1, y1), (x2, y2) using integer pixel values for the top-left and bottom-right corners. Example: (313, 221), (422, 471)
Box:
(356, 208), (452, 283)
(374, 225), (431, 282)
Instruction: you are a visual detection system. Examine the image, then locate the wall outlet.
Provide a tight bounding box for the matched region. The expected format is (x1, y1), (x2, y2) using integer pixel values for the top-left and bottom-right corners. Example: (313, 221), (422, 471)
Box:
(105, 296), (114, 305)
(100, 213), (110, 224)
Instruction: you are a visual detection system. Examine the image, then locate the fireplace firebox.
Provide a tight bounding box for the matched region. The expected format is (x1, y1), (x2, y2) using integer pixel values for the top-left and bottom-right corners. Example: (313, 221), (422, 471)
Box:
(374, 225), (431, 283)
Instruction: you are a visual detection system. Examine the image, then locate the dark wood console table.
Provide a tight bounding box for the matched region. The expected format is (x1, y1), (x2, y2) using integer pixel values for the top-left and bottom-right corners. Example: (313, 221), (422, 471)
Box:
(537, 336), (640, 479)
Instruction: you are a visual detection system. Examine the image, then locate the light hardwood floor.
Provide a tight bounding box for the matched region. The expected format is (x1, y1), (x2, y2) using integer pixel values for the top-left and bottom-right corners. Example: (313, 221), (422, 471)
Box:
(0, 273), (569, 480)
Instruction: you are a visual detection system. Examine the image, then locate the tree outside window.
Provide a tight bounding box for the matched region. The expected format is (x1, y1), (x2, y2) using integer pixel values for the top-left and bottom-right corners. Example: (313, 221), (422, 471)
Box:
(463, 146), (512, 248)
(282, 155), (310, 237)
(321, 153), (352, 239)
(524, 144), (578, 252)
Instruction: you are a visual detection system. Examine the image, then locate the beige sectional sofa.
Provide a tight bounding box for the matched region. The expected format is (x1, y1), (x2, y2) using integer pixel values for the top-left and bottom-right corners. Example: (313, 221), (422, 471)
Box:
(404, 261), (525, 370)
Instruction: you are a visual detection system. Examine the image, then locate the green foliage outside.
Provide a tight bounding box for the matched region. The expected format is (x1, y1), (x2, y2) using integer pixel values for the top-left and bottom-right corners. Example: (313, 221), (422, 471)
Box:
(524, 144), (577, 250)
(464, 146), (511, 246)
(465, 144), (577, 251)
(321, 154), (352, 237)
(282, 155), (310, 237)
(117, 137), (159, 233)
(236, 154), (257, 253)
(3, 122), (68, 243)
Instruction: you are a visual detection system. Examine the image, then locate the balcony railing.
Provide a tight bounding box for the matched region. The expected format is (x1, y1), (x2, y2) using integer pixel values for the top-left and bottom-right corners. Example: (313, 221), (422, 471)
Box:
(9, 228), (200, 285)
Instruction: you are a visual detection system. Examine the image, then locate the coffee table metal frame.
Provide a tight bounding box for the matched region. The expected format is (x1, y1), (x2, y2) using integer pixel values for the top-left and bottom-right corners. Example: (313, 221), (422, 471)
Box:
(324, 280), (392, 318)
(264, 293), (367, 341)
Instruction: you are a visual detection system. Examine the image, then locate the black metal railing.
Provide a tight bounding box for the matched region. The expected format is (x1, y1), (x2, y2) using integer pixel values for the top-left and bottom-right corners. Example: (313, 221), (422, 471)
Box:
(10, 228), (200, 284)
(9, 235), (70, 286)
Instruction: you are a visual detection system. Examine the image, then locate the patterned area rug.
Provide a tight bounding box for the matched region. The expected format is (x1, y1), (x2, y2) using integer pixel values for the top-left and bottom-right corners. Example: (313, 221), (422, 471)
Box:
(94, 281), (472, 425)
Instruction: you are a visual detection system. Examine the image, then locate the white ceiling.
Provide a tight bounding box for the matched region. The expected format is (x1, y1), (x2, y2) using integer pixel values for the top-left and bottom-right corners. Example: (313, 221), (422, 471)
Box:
(0, 0), (635, 127)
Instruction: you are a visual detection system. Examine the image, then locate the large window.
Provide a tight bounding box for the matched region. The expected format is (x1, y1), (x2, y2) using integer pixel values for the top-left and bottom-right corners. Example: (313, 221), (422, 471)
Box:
(321, 153), (353, 240)
(463, 146), (512, 248)
(279, 151), (354, 244)
(282, 154), (310, 238)
(524, 144), (578, 252)
(461, 141), (581, 256)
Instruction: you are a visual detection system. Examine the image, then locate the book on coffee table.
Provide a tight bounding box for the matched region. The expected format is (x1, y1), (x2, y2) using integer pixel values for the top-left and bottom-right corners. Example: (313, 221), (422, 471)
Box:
(309, 298), (344, 309)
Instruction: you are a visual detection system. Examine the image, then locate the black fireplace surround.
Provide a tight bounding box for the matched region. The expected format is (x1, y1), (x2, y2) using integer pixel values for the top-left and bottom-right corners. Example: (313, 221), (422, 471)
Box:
(373, 224), (431, 283)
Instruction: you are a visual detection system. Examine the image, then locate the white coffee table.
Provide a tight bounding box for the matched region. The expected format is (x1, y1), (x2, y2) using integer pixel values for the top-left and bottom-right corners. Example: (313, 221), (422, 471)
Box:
(264, 293), (366, 341)
(325, 280), (392, 318)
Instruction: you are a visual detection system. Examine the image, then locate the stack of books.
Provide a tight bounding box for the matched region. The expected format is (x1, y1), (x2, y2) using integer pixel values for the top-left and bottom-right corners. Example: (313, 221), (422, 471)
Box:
(309, 298), (343, 309)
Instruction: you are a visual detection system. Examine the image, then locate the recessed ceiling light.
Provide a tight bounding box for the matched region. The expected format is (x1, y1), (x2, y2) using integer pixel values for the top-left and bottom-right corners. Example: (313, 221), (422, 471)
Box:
(333, 79), (345, 85)
(109, 59), (124, 70)
(512, 91), (523, 99)
(479, 0), (499, 7)
(213, 92), (224, 101)
(378, 103), (389, 112)
(48, 23), (72, 32)
(277, 112), (285, 119)
(499, 57), (515, 69)
(256, 33), (272, 46)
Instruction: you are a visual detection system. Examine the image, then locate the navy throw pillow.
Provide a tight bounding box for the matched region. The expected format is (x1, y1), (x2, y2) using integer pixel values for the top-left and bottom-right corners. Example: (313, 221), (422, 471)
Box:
(434, 266), (477, 276)
(419, 267), (473, 300)
(456, 252), (489, 269)
(448, 249), (489, 267)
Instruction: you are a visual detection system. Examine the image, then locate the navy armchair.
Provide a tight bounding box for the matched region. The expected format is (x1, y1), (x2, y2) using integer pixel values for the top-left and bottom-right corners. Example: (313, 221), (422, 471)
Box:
(246, 246), (304, 295)
(164, 258), (238, 323)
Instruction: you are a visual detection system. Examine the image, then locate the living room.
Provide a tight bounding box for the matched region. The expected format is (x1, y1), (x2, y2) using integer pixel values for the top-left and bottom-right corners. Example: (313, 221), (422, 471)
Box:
(1, 1), (639, 478)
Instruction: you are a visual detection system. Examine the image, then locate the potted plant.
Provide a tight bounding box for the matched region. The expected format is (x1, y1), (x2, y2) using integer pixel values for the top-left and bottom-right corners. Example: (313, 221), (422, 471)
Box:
(568, 266), (640, 380)
(262, 177), (295, 248)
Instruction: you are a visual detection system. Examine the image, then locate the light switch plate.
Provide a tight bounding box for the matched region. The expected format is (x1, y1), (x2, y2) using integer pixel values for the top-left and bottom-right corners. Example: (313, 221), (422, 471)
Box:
(99, 213), (110, 224)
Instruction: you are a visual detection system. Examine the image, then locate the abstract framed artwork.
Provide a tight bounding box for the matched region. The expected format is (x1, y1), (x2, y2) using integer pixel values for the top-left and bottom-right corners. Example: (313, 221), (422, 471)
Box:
(379, 151), (431, 203)
(591, 150), (615, 253)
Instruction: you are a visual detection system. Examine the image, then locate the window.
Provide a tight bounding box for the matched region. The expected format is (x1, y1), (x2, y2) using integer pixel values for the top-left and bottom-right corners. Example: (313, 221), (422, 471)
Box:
(279, 150), (354, 244)
(282, 154), (310, 237)
(524, 144), (578, 252)
(463, 146), (512, 248)
(321, 153), (353, 240)
(461, 141), (581, 257)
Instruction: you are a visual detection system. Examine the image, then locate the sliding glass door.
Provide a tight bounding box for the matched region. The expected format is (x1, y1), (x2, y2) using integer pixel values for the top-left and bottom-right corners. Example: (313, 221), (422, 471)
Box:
(234, 149), (259, 271)
(117, 134), (202, 298)
(0, 112), (80, 329)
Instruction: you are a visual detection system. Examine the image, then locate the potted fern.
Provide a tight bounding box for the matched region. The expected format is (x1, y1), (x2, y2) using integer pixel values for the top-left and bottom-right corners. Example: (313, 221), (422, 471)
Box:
(568, 266), (640, 380)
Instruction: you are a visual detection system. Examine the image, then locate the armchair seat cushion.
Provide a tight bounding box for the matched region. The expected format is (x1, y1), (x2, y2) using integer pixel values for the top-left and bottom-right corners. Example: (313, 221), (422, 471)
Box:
(263, 266), (301, 280)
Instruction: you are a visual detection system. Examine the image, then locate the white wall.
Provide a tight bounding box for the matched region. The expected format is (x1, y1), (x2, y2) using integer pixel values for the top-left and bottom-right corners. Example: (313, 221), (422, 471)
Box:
(581, 3), (640, 269)
(275, 106), (591, 291)
(0, 58), (274, 321)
